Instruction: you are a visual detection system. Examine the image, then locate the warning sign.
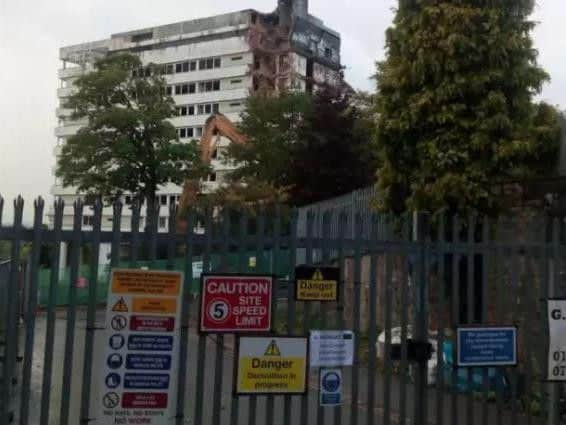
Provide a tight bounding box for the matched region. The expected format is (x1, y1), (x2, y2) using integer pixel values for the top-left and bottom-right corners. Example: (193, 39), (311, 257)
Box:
(235, 336), (308, 394)
(200, 275), (273, 333)
(295, 266), (339, 302)
(97, 269), (183, 425)
(112, 297), (129, 313)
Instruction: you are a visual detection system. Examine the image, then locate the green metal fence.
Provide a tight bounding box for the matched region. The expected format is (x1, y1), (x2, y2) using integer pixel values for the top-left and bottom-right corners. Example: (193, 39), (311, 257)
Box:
(0, 196), (565, 425)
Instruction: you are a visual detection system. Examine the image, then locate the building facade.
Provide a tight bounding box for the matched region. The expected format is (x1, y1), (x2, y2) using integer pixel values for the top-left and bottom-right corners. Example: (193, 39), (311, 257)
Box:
(51, 0), (342, 262)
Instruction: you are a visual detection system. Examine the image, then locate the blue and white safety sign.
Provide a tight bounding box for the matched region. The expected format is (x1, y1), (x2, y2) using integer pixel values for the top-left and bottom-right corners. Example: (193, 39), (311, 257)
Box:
(126, 354), (172, 370)
(320, 368), (342, 406)
(457, 327), (517, 367)
(105, 373), (121, 389)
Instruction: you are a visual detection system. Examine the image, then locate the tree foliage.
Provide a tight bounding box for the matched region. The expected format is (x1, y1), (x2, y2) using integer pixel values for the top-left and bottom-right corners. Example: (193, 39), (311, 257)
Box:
(375, 0), (561, 216)
(227, 86), (377, 206)
(56, 53), (206, 215)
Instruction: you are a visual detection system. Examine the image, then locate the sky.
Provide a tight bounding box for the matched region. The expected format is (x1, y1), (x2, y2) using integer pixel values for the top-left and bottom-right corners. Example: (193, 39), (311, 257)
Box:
(0, 0), (565, 224)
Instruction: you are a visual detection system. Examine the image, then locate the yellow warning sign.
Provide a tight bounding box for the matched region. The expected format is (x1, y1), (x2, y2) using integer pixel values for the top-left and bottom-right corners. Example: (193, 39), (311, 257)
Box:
(264, 340), (281, 356)
(112, 297), (129, 313)
(111, 270), (181, 296)
(295, 266), (339, 302)
(133, 297), (177, 314)
(236, 337), (308, 394)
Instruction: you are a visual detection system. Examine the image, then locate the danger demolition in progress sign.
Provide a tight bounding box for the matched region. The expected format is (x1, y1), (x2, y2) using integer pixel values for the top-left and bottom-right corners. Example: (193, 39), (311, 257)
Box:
(236, 337), (308, 395)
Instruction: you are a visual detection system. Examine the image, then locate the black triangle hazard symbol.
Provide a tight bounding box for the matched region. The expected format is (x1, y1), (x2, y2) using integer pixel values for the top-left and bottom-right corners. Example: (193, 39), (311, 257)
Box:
(264, 340), (281, 356)
(112, 297), (129, 313)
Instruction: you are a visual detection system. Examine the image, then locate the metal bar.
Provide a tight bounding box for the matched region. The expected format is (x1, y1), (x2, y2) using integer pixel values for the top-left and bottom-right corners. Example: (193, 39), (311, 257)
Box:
(1, 197), (23, 425)
(300, 211), (315, 425)
(266, 206), (281, 425)
(480, 217), (490, 425)
(175, 210), (194, 425)
(450, 216), (460, 425)
(435, 213), (447, 425)
(367, 213), (379, 425)
(78, 199), (102, 424)
(494, 218), (503, 425)
(510, 229), (520, 425)
(110, 202), (123, 268)
(39, 200), (64, 425)
(350, 213), (362, 425)
(166, 203), (177, 271)
(129, 201), (141, 267)
(249, 210), (266, 425)
(283, 209), (298, 425)
(466, 217), (475, 425)
(399, 215), (410, 425)
(59, 201), (83, 425)
(383, 215), (393, 425)
(230, 210), (249, 425)
(547, 218), (560, 425)
(537, 216), (548, 425)
(413, 212), (428, 425)
(148, 202), (158, 266)
(523, 218), (535, 425)
(317, 212), (331, 425)
(212, 210), (230, 425)
(194, 207), (212, 425)
(18, 199), (45, 425)
(335, 211), (347, 425)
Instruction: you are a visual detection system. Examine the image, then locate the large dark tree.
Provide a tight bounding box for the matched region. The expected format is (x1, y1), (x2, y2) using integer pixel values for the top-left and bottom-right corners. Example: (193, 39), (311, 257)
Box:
(226, 87), (377, 206)
(375, 0), (560, 216)
(56, 53), (206, 221)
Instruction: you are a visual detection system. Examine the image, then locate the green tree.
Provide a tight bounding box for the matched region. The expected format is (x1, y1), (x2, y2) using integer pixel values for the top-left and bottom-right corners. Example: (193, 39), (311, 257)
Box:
(375, 0), (560, 216)
(227, 87), (377, 206)
(56, 53), (206, 223)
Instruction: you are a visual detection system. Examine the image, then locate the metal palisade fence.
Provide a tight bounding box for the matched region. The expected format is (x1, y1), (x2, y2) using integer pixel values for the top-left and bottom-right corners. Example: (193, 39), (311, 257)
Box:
(0, 195), (565, 425)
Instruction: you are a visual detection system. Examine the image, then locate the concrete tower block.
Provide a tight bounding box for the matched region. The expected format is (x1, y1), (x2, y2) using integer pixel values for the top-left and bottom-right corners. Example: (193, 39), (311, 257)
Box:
(293, 0), (309, 17)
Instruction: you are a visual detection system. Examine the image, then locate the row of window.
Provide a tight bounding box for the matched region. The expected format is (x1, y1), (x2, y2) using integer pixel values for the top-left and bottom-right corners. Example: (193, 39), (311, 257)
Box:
(176, 102), (220, 117)
(177, 127), (204, 139)
(166, 79), (221, 96)
(133, 56), (222, 78)
(83, 215), (170, 229)
(164, 57), (222, 75)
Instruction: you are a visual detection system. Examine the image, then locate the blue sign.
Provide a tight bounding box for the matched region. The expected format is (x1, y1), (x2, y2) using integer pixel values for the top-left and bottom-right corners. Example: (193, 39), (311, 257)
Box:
(124, 373), (170, 390)
(320, 368), (342, 407)
(457, 327), (517, 367)
(128, 335), (173, 352)
(107, 353), (124, 370)
(109, 334), (125, 350)
(105, 373), (121, 389)
(126, 354), (172, 371)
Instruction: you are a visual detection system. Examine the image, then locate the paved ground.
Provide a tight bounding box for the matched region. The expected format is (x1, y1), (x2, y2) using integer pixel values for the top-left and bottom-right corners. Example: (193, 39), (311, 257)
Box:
(9, 308), (534, 425)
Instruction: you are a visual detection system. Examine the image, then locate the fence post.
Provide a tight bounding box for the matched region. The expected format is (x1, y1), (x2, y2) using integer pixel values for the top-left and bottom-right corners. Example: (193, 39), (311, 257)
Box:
(413, 211), (429, 425)
(548, 218), (560, 425)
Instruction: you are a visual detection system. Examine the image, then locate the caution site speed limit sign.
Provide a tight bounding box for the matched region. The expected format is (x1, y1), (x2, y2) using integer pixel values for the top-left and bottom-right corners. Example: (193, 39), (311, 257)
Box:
(199, 274), (274, 333)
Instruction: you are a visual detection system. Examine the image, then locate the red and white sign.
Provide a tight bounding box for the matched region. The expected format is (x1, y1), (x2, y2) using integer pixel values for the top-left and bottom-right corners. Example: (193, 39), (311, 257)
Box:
(130, 316), (175, 332)
(200, 275), (273, 333)
(122, 392), (168, 409)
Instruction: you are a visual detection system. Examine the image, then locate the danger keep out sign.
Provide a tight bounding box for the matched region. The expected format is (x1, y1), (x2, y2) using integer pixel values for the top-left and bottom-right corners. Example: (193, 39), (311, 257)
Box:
(295, 266), (339, 302)
(200, 275), (273, 333)
(236, 337), (308, 394)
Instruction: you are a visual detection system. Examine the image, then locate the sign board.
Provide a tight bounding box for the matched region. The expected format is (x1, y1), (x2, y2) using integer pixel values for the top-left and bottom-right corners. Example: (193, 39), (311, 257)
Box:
(457, 326), (517, 367)
(547, 299), (566, 381)
(295, 266), (339, 302)
(235, 336), (308, 394)
(319, 368), (342, 406)
(310, 330), (354, 367)
(200, 274), (273, 333)
(97, 269), (183, 425)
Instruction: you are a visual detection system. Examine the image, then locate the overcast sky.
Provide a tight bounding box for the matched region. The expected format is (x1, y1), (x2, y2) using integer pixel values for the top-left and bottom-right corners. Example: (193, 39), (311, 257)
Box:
(0, 0), (564, 223)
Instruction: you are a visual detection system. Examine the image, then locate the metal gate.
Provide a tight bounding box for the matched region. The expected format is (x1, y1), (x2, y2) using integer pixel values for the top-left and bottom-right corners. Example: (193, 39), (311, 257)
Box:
(0, 196), (564, 425)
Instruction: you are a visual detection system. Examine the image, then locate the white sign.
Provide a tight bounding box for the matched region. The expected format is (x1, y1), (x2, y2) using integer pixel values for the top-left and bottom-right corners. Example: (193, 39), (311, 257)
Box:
(320, 368), (342, 406)
(310, 331), (354, 367)
(547, 299), (566, 381)
(96, 270), (184, 425)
